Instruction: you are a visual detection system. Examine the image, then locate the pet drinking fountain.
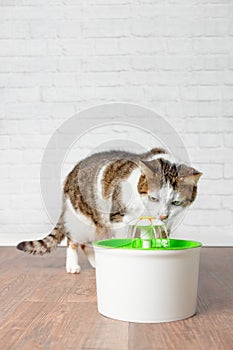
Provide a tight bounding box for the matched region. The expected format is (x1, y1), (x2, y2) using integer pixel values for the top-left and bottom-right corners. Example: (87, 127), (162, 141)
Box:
(93, 216), (202, 323)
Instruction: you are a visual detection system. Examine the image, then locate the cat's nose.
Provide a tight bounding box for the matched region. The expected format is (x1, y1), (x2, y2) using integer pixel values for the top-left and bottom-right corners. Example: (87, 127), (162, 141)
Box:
(159, 214), (168, 221)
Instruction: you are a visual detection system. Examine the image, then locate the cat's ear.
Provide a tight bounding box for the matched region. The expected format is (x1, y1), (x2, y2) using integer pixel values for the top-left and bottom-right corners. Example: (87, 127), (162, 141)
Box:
(178, 167), (202, 186)
(139, 160), (161, 178)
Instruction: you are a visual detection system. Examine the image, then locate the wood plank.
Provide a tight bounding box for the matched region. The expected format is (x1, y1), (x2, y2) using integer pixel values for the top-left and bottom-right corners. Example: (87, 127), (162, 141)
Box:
(0, 247), (128, 350)
(0, 247), (232, 350)
(0, 247), (67, 323)
(0, 301), (128, 350)
(128, 248), (233, 350)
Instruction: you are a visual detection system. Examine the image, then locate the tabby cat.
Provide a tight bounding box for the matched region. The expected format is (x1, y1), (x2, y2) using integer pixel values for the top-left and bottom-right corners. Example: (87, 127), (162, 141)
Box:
(17, 148), (202, 273)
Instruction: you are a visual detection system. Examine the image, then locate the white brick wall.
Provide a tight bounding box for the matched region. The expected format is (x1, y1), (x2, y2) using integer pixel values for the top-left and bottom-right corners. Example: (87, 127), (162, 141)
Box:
(0, 0), (233, 246)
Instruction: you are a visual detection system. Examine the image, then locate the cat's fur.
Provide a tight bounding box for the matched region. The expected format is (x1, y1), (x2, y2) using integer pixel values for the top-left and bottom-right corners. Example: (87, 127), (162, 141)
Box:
(17, 148), (202, 273)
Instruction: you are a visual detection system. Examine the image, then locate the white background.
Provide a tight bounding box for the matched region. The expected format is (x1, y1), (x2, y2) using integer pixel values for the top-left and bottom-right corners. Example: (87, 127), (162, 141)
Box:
(0, 0), (233, 246)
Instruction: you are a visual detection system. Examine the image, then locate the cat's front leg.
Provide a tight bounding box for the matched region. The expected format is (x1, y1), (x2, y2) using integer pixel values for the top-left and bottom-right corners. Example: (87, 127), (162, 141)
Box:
(66, 239), (81, 274)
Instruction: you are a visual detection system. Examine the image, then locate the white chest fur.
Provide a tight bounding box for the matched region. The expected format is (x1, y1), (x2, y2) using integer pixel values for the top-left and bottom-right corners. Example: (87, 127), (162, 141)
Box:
(121, 168), (145, 224)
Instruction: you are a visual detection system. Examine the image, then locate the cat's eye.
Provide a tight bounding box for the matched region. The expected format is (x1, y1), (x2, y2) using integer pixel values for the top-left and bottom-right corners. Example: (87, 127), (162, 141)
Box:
(172, 200), (183, 206)
(149, 195), (158, 202)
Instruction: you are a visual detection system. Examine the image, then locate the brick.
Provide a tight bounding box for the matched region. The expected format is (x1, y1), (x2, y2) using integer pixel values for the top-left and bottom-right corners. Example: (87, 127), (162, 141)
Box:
(167, 38), (193, 53)
(10, 194), (42, 210)
(84, 56), (130, 72)
(39, 119), (60, 135)
(18, 119), (41, 134)
(224, 134), (233, 147)
(190, 20), (205, 37)
(9, 135), (48, 149)
(30, 22), (57, 38)
(222, 196), (233, 210)
(180, 87), (198, 101)
(190, 56), (206, 71)
(49, 73), (77, 87)
(22, 150), (43, 164)
(31, 20), (83, 39)
(0, 166), (9, 179)
(152, 71), (187, 86)
(199, 179), (233, 195)
(199, 163), (223, 179)
(0, 88), (40, 103)
(3, 103), (44, 120)
(0, 120), (18, 135)
(223, 71), (233, 85)
(224, 163), (233, 178)
(185, 118), (231, 133)
(47, 40), (64, 56)
(182, 102), (199, 117)
(121, 71), (158, 86)
(205, 55), (228, 70)
(199, 133), (223, 148)
(198, 101), (222, 117)
(189, 148), (233, 163)
(9, 165), (40, 179)
(222, 86), (233, 100)
(131, 19), (156, 37)
(53, 39), (91, 56)
(0, 180), (22, 194)
(146, 86), (180, 101)
(187, 71), (223, 86)
(198, 86), (221, 100)
(223, 101), (233, 117)
(3, 72), (52, 88)
(94, 38), (120, 55)
(0, 57), (58, 73)
(165, 20), (193, 37)
(22, 180), (40, 194)
(204, 19), (228, 36)
(0, 39), (47, 56)
(193, 4), (229, 18)
(0, 22), (29, 39)
(165, 102), (184, 117)
(9, 210), (48, 224)
(177, 226), (233, 246)
(180, 133), (199, 147)
(184, 209), (232, 226)
(195, 195), (222, 209)
(0, 150), (24, 165)
(83, 72), (121, 87)
(63, 6), (84, 19)
(131, 56), (158, 71)
(119, 38), (166, 54)
(162, 56), (192, 71)
(193, 38), (230, 54)
(58, 58), (82, 72)
(0, 136), (10, 149)
(57, 21), (82, 38)
(0, 6), (63, 20)
(83, 5), (132, 19)
(0, 0), (61, 4)
(84, 19), (130, 38)
(80, 86), (145, 101)
(41, 87), (81, 102)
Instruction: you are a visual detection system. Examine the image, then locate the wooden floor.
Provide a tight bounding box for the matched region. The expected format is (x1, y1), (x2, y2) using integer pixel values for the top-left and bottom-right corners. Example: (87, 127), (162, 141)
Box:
(0, 247), (232, 350)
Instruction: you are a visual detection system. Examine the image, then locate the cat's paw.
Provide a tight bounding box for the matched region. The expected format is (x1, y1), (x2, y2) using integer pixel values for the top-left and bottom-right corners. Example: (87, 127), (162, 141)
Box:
(66, 263), (81, 274)
(66, 244), (81, 274)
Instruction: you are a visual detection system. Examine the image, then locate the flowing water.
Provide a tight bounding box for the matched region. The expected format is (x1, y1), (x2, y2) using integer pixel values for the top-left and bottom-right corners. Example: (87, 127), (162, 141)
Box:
(127, 216), (170, 249)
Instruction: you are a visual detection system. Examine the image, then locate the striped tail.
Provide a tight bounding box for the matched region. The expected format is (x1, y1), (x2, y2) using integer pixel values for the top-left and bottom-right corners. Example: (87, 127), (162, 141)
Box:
(16, 225), (65, 255)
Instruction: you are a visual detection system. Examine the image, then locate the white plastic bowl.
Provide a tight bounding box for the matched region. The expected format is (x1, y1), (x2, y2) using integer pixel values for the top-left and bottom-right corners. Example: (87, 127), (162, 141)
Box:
(93, 238), (202, 323)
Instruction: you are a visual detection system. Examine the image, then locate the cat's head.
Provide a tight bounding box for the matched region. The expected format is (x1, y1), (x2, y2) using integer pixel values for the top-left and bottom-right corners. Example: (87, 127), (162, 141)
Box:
(138, 158), (202, 228)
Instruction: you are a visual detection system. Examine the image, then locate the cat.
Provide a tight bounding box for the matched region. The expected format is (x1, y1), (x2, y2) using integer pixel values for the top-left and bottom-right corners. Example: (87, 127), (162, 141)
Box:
(17, 147), (202, 273)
